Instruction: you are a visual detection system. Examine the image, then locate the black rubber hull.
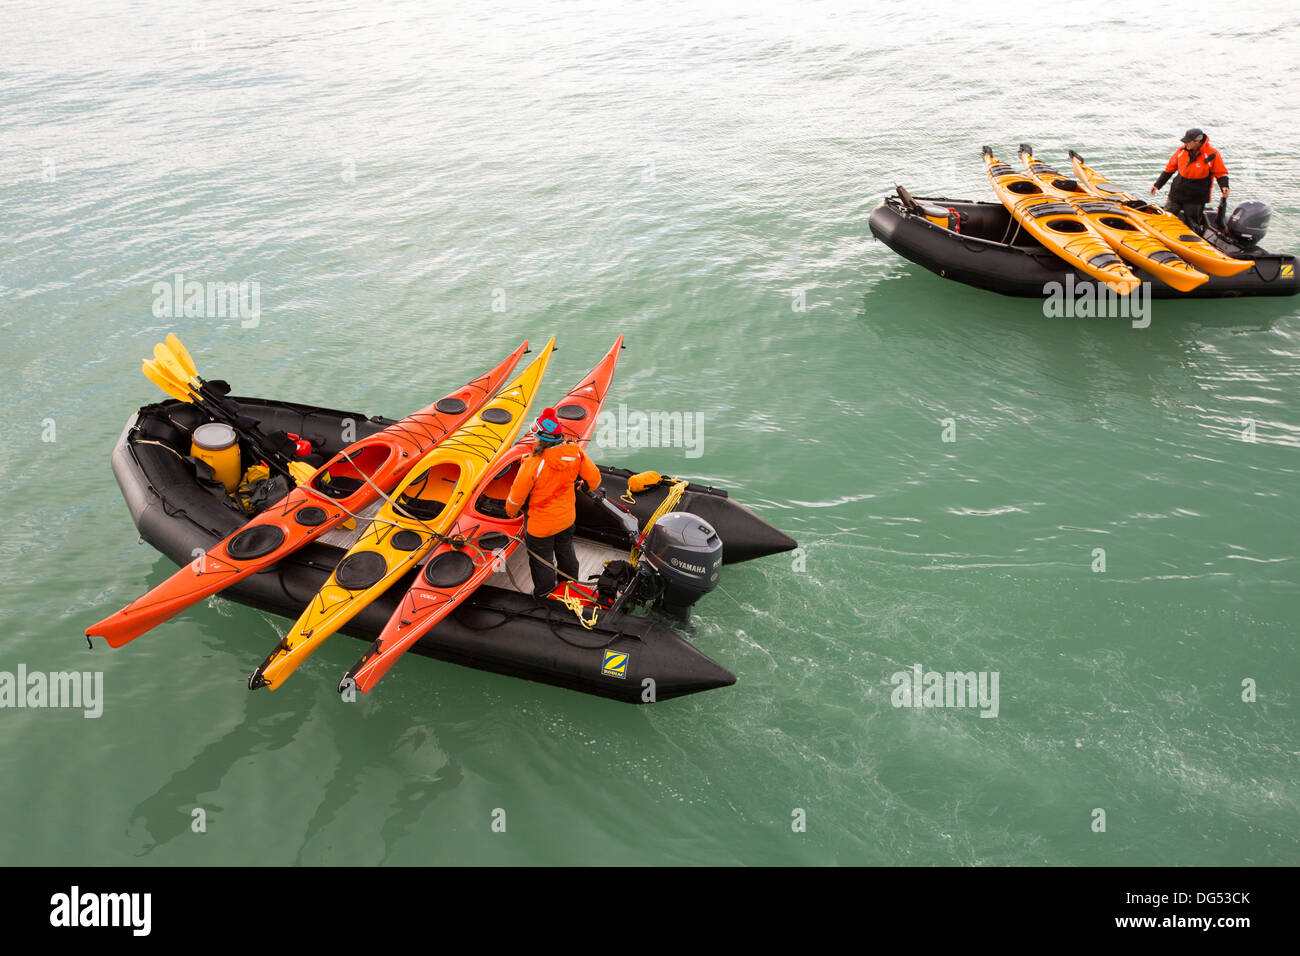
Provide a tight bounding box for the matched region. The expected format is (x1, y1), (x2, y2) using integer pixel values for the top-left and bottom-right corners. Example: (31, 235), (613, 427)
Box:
(869, 197), (1300, 299)
(108, 398), (798, 703)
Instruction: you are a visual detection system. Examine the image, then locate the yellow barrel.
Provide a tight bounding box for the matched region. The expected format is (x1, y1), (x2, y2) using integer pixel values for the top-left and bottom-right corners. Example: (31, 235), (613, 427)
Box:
(191, 422), (242, 493)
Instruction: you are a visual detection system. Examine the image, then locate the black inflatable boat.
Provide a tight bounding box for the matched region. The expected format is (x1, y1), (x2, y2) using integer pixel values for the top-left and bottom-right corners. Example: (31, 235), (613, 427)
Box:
(109, 397), (797, 703)
(869, 193), (1299, 298)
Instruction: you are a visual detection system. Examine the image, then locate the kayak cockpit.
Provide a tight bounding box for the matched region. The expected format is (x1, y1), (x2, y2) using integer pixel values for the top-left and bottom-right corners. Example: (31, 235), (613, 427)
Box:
(312, 444), (392, 499)
(1005, 180), (1042, 196)
(395, 461), (460, 521)
(473, 457), (524, 519)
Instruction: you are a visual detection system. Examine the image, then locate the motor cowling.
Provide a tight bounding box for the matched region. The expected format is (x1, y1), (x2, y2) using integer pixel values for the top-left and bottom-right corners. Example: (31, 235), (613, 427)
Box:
(643, 512), (722, 619)
(1226, 201), (1271, 248)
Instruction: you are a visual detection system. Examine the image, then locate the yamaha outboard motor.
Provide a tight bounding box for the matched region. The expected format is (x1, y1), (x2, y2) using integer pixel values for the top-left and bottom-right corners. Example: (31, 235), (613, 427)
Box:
(642, 512), (722, 619)
(1226, 201), (1271, 248)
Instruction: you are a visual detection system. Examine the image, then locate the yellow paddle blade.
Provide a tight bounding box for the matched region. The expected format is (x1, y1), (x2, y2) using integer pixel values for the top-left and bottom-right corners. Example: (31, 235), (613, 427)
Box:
(142, 358), (196, 403)
(288, 461), (315, 486)
(153, 341), (193, 387)
(148, 348), (201, 398)
(164, 333), (199, 379)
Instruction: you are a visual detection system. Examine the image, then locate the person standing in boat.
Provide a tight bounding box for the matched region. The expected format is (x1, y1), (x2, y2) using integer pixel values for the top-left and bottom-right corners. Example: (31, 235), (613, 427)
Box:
(1149, 128), (1230, 228)
(505, 407), (602, 599)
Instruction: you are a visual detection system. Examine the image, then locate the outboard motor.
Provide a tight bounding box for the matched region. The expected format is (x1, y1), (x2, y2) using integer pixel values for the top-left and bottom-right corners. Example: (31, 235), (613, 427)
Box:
(1226, 201), (1271, 248)
(642, 512), (722, 619)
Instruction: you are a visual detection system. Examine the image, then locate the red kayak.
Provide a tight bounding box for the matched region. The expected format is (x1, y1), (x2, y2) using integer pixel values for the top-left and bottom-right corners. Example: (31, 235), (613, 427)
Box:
(86, 342), (529, 648)
(340, 335), (623, 694)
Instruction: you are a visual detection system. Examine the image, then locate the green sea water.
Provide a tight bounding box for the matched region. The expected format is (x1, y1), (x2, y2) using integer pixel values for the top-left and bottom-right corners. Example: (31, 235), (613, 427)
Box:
(2, 0), (1297, 866)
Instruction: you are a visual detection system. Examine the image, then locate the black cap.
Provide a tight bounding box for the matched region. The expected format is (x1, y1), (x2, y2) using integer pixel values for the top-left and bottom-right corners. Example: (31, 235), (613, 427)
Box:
(1180, 127), (1205, 143)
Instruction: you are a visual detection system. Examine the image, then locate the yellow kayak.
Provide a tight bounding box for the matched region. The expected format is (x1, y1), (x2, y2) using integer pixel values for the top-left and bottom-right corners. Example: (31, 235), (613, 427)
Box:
(983, 147), (1140, 295)
(249, 338), (556, 689)
(1018, 145), (1208, 292)
(1067, 150), (1253, 278)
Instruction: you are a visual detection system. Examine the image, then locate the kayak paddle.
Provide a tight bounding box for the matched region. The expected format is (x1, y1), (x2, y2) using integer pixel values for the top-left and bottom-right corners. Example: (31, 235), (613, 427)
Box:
(141, 335), (316, 485)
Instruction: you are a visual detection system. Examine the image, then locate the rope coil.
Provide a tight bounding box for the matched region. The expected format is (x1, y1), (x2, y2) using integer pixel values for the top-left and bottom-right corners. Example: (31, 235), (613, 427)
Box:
(630, 478), (688, 563)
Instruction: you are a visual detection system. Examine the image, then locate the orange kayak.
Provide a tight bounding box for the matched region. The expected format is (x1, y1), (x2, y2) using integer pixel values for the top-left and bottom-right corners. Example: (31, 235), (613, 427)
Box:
(1067, 150), (1254, 278)
(85, 342), (529, 648)
(983, 147), (1140, 295)
(1018, 145), (1208, 293)
(340, 336), (624, 695)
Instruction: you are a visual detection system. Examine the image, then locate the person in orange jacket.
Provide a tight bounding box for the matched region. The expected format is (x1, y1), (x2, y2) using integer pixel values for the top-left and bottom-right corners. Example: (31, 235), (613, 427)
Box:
(1150, 128), (1230, 228)
(505, 407), (601, 598)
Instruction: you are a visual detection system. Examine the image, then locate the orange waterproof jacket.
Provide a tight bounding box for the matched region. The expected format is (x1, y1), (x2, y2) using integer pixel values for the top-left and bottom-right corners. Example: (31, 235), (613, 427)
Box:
(1163, 139), (1228, 183)
(505, 442), (601, 537)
